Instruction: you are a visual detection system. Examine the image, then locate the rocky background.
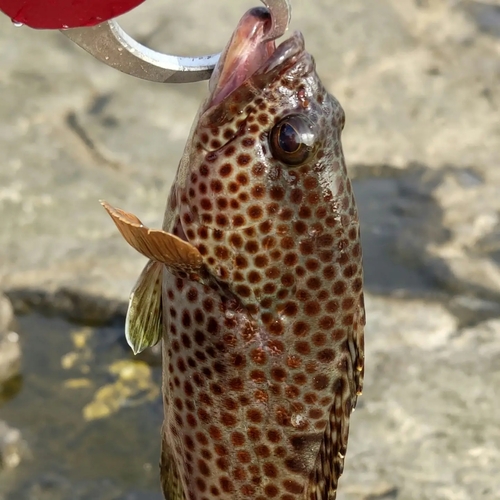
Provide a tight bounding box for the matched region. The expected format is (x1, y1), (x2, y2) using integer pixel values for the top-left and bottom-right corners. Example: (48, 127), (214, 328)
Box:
(1, 0), (500, 499)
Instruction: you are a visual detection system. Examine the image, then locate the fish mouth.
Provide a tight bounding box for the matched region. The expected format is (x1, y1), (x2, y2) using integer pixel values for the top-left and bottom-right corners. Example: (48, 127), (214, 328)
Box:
(207, 7), (306, 109)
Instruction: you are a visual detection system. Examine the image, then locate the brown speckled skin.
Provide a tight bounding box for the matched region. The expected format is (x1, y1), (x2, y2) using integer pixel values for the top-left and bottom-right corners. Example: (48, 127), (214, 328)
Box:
(159, 27), (365, 500)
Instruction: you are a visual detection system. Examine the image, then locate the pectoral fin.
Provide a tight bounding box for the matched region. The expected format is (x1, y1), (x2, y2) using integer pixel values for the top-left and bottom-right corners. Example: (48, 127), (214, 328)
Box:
(101, 200), (202, 273)
(126, 259), (163, 355)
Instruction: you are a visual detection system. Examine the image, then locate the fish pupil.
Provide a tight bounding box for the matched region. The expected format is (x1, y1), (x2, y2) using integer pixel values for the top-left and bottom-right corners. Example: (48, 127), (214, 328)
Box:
(279, 123), (300, 153)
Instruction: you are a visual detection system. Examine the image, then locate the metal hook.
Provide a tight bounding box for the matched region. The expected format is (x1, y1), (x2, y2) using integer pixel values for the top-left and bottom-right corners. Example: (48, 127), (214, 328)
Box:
(61, 0), (291, 84)
(262, 0), (291, 41)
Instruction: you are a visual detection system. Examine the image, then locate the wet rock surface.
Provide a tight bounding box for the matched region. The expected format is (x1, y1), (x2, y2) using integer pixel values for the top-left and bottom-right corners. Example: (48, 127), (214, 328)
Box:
(0, 0), (499, 499)
(0, 315), (162, 499)
(6, 473), (161, 500)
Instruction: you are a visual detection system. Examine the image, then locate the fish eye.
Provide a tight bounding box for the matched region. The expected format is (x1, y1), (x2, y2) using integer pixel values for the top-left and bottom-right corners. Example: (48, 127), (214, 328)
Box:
(270, 115), (316, 166)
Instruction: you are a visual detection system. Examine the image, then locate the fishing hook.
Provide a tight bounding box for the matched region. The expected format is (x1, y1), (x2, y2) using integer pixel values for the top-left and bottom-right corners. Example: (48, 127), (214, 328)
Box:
(61, 0), (292, 83)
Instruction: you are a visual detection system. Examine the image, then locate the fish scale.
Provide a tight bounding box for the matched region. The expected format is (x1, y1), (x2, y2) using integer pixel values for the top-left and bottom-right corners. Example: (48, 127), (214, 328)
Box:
(102, 7), (364, 500)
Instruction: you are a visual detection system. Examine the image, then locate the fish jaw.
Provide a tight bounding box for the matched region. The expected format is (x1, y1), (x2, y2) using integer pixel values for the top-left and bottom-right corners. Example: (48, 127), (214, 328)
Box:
(208, 7), (275, 108)
(199, 30), (310, 134)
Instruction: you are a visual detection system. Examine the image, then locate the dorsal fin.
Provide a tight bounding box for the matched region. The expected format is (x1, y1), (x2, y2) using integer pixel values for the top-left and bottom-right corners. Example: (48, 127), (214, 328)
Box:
(101, 201), (202, 273)
(160, 425), (186, 500)
(306, 295), (365, 500)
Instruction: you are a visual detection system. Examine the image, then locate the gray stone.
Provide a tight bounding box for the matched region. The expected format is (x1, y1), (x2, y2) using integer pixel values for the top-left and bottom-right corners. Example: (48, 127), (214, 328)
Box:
(0, 295), (20, 385)
(0, 295), (14, 334)
(0, 421), (28, 471)
(338, 295), (500, 500)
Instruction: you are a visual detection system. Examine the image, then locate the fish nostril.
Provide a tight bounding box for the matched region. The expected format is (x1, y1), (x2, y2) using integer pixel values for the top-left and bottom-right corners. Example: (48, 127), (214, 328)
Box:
(249, 7), (272, 24)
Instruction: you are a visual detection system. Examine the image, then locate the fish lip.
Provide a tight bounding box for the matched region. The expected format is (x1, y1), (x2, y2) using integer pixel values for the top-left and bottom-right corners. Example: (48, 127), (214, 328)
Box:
(208, 7), (274, 107)
(256, 30), (306, 76)
(198, 31), (308, 131)
(207, 7), (306, 108)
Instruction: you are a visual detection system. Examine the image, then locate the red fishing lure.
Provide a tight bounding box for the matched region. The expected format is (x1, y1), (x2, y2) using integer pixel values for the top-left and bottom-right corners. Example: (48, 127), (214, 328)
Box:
(0, 0), (145, 29)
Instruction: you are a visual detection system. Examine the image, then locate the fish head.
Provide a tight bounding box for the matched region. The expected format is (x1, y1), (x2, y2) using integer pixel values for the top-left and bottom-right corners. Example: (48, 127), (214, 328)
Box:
(173, 6), (358, 304)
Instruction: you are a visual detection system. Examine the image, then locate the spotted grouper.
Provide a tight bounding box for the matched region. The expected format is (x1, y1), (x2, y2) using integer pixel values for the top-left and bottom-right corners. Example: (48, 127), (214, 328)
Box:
(102, 6), (365, 500)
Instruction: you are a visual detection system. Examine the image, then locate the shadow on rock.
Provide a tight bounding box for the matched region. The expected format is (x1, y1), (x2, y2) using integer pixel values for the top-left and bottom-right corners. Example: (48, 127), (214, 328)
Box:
(352, 163), (452, 297)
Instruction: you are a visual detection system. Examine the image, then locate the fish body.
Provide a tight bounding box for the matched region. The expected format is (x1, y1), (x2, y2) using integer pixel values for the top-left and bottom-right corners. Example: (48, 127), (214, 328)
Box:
(103, 6), (364, 500)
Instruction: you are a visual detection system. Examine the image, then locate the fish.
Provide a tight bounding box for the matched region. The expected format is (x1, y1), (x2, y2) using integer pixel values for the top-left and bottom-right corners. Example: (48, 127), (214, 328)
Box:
(102, 5), (365, 500)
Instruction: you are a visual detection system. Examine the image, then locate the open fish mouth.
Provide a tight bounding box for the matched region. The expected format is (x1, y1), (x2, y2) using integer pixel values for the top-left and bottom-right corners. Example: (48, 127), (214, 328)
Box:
(207, 6), (306, 108)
